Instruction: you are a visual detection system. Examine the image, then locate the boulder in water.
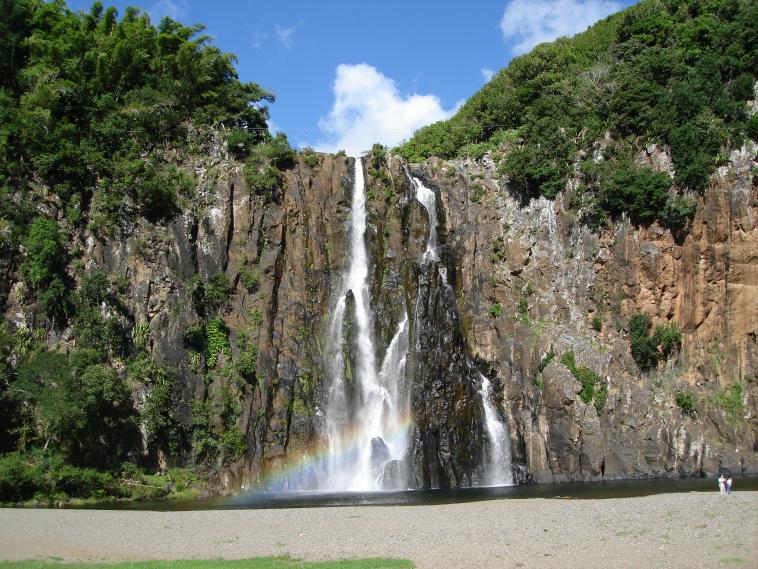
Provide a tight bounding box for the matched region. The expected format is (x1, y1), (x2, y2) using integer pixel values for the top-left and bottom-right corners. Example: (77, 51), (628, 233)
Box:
(380, 459), (410, 490)
(370, 437), (391, 473)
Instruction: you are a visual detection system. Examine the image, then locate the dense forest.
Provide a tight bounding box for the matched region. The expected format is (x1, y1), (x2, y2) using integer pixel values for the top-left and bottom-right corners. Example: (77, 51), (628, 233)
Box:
(398, 0), (757, 229)
(0, 0), (293, 503)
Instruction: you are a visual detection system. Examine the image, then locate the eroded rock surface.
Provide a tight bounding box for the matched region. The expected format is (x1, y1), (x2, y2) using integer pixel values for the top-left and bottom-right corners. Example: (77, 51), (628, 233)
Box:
(5, 133), (756, 488)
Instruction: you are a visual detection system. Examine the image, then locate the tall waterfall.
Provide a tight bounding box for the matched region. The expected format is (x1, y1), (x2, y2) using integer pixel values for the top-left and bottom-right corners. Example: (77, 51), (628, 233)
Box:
(320, 158), (410, 491)
(304, 162), (512, 492)
(479, 375), (514, 485)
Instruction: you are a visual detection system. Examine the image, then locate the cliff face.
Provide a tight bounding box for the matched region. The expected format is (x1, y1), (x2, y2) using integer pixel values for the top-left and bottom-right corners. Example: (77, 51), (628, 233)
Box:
(407, 142), (757, 483)
(6, 132), (756, 488)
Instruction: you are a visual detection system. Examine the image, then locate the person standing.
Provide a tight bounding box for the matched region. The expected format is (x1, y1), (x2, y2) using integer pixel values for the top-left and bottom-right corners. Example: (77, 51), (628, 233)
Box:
(718, 474), (726, 495)
(727, 476), (733, 495)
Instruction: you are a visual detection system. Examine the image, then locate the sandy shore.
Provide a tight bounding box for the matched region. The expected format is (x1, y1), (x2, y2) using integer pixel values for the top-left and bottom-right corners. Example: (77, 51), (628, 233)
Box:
(1, 492), (756, 569)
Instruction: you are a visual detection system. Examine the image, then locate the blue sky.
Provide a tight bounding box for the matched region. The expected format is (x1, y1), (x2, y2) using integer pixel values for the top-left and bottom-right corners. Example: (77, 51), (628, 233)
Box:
(67, 0), (637, 154)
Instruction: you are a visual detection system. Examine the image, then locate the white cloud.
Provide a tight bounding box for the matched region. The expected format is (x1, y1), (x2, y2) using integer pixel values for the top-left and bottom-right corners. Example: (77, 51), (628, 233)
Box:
(500, 0), (621, 55)
(316, 63), (456, 156)
(149, 0), (188, 21)
(275, 20), (304, 51)
(252, 30), (266, 50)
(481, 68), (495, 82)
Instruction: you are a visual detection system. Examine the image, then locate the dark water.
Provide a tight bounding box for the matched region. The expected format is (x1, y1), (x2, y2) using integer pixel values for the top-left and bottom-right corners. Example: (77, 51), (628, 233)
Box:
(79, 475), (758, 511)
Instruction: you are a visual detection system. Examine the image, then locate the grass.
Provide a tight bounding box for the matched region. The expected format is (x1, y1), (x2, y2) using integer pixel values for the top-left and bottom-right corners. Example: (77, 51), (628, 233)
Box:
(0, 559), (413, 569)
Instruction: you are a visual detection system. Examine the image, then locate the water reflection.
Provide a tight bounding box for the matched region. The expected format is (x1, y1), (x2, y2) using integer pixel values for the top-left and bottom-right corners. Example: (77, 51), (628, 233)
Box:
(76, 475), (758, 511)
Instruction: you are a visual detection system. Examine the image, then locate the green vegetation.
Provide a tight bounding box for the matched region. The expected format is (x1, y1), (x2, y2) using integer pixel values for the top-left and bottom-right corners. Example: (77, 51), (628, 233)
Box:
(629, 313), (659, 370)
(712, 381), (745, 423)
(538, 350), (555, 373)
(0, 452), (205, 504)
(129, 355), (182, 458)
(490, 236), (506, 264)
(205, 317), (231, 368)
(0, 558), (414, 569)
(591, 316), (602, 332)
(10, 350), (137, 469)
(398, 0), (757, 228)
(628, 313), (682, 371)
(226, 129), (257, 159)
(187, 273), (234, 317)
(366, 144), (396, 204)
(243, 133), (296, 202)
(489, 303), (502, 318)
(0, 3), (277, 502)
(560, 351), (606, 412)
(190, 382), (245, 465)
(20, 218), (67, 324)
(301, 147), (321, 168)
(595, 158), (671, 224)
(1, 0), (274, 245)
(239, 261), (260, 293)
(517, 298), (531, 325)
(675, 390), (697, 416)
(468, 183), (485, 203)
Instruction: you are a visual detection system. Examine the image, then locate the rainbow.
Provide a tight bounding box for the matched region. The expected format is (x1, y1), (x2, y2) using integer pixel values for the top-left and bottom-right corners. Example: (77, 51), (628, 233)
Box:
(242, 411), (416, 493)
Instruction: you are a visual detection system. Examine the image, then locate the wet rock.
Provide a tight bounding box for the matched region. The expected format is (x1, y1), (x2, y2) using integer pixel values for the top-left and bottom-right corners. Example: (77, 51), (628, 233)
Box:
(380, 459), (411, 490)
(370, 436), (390, 474)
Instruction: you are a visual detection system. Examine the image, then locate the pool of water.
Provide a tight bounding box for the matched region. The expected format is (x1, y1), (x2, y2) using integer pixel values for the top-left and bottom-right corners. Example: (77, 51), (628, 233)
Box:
(81, 475), (758, 511)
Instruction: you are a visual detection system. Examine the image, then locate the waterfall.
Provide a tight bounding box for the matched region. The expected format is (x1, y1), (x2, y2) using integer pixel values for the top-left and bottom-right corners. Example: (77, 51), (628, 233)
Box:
(319, 157), (410, 491)
(410, 175), (438, 262)
(295, 162), (512, 492)
(410, 171), (513, 487)
(479, 374), (514, 486)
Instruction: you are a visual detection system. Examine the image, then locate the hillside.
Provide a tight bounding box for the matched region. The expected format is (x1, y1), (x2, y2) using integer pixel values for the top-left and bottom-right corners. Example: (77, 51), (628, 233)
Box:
(398, 0), (757, 228)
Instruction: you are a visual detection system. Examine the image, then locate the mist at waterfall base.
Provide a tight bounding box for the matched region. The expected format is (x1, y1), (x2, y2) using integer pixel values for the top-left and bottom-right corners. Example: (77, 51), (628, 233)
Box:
(245, 158), (514, 495)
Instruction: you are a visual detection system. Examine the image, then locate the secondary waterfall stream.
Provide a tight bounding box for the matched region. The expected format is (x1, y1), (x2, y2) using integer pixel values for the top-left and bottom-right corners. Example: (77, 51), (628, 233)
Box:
(411, 173), (514, 487)
(479, 375), (514, 485)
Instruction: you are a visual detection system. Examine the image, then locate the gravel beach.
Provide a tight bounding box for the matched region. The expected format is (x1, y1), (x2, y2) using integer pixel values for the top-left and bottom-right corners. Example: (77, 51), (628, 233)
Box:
(1, 492), (756, 569)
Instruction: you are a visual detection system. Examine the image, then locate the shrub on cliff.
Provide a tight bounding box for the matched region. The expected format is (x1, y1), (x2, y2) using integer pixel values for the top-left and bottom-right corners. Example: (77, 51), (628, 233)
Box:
(20, 218), (68, 323)
(560, 351), (602, 408)
(675, 390), (696, 416)
(600, 160), (671, 224)
(629, 314), (659, 371)
(629, 313), (682, 371)
(244, 133), (296, 201)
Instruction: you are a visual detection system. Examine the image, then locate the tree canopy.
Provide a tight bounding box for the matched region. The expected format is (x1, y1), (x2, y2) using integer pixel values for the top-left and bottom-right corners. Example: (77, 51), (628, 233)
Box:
(0, 0), (273, 245)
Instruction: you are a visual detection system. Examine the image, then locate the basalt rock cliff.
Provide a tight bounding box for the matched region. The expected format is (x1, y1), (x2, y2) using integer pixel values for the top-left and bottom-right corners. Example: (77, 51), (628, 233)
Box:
(5, 129), (755, 489)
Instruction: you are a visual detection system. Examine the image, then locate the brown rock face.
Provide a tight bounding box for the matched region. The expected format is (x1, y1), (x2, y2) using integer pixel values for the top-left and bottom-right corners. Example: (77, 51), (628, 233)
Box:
(5, 134), (755, 488)
(410, 143), (757, 482)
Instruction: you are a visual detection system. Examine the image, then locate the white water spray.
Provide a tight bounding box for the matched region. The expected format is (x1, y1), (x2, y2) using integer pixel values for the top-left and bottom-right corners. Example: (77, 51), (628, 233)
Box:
(410, 176), (439, 262)
(320, 158), (410, 491)
(479, 374), (513, 486)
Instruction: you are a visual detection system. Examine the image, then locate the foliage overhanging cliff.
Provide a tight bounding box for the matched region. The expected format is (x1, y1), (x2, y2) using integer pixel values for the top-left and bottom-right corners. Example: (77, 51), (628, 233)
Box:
(398, 0), (757, 228)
